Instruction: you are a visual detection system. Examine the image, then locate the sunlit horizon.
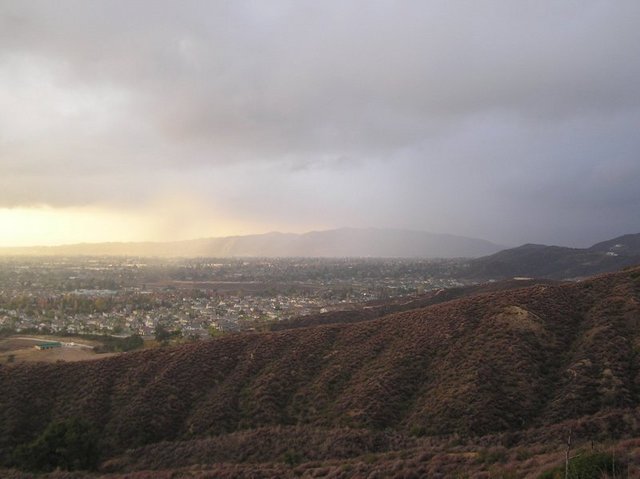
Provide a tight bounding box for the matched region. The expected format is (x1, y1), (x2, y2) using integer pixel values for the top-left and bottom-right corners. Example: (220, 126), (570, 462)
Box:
(0, 205), (323, 248)
(1, 1), (639, 250)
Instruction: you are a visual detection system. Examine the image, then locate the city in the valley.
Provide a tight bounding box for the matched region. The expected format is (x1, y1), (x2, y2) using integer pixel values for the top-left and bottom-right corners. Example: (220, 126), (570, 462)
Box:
(0, 256), (466, 341)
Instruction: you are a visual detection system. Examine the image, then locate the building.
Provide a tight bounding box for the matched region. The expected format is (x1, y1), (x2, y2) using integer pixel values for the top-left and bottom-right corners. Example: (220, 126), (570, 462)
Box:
(35, 341), (62, 350)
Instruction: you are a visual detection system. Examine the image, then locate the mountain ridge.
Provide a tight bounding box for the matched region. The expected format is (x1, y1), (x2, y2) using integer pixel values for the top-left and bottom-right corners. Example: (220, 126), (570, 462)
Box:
(465, 232), (640, 279)
(0, 227), (504, 258)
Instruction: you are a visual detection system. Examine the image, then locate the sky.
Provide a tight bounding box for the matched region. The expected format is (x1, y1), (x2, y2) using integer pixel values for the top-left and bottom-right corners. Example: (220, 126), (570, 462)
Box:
(1, 0), (639, 248)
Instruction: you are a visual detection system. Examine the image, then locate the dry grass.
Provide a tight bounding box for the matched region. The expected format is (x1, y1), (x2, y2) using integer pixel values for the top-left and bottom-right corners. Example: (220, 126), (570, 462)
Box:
(1, 347), (116, 364)
(1, 266), (640, 476)
(0, 335), (116, 364)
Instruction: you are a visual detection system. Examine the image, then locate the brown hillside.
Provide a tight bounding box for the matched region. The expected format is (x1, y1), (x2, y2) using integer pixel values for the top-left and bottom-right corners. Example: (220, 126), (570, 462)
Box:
(269, 277), (561, 331)
(1, 266), (640, 472)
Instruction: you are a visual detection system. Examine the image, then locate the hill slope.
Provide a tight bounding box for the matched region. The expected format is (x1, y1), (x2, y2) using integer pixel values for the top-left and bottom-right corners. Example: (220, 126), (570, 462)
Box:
(2, 266), (640, 476)
(0, 227), (503, 258)
(268, 277), (562, 331)
(466, 232), (640, 279)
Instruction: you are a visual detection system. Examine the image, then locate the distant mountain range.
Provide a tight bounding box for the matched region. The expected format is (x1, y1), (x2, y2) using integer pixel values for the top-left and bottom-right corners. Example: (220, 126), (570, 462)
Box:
(0, 227), (504, 258)
(3, 229), (639, 280)
(465, 232), (640, 279)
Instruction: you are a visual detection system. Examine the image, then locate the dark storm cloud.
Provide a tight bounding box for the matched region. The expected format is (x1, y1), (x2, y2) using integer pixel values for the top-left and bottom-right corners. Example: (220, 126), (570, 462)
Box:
(1, 1), (639, 245)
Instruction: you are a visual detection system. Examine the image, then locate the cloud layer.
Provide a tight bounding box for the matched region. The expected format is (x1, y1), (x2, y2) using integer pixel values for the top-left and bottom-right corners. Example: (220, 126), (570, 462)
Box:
(1, 0), (639, 246)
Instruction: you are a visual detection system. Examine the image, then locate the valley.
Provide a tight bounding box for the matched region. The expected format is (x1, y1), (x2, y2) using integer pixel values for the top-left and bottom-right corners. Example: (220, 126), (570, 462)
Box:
(5, 2), (639, 476)
(2, 263), (640, 477)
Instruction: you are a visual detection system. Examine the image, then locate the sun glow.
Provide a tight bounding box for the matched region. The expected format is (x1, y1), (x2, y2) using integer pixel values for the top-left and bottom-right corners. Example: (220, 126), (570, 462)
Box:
(0, 204), (261, 248)
(0, 207), (149, 247)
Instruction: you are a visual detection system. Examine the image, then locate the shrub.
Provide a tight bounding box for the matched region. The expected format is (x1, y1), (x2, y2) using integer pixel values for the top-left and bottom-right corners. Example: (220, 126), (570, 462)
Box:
(515, 447), (533, 461)
(537, 451), (625, 479)
(11, 417), (100, 472)
(283, 449), (302, 466)
(478, 447), (507, 464)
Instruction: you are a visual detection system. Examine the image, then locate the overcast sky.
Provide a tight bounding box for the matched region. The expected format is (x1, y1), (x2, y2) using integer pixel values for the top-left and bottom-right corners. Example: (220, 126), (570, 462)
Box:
(1, 0), (639, 247)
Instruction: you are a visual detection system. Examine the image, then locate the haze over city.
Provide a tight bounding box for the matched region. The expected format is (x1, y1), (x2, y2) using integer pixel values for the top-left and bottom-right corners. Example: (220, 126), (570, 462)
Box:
(1, 1), (639, 248)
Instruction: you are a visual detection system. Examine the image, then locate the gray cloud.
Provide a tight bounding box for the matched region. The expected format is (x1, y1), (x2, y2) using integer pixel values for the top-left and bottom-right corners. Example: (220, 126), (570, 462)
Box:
(1, 0), (639, 245)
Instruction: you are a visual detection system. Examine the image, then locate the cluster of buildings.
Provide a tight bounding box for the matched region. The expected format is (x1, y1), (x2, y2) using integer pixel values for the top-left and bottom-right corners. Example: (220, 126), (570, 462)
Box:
(0, 257), (467, 338)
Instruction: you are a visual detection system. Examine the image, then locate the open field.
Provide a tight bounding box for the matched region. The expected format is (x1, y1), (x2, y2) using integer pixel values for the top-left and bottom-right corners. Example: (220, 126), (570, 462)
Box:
(147, 280), (320, 293)
(0, 335), (117, 364)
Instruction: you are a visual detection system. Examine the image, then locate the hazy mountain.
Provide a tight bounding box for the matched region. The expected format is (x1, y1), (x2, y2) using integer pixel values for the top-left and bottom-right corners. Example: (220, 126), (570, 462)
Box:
(588, 233), (640, 255)
(466, 232), (640, 279)
(0, 227), (503, 258)
(2, 266), (640, 477)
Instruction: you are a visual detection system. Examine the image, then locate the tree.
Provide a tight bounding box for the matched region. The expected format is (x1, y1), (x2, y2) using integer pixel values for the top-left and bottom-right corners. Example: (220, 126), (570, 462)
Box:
(154, 323), (171, 343)
(208, 324), (224, 338)
(12, 417), (100, 471)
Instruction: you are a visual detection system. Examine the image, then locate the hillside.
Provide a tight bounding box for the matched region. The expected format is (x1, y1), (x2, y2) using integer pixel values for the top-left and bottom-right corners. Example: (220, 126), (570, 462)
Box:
(2, 266), (640, 477)
(589, 233), (640, 255)
(465, 232), (640, 279)
(268, 277), (562, 331)
(0, 227), (503, 258)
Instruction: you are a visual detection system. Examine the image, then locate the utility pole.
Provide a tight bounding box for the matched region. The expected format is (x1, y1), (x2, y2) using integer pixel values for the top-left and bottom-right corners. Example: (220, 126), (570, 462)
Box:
(565, 427), (572, 479)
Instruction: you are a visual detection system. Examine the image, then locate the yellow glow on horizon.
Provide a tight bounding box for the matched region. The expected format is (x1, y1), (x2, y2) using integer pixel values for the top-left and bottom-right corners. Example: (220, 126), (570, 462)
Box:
(0, 206), (250, 248)
(0, 204), (322, 248)
(0, 206), (151, 247)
